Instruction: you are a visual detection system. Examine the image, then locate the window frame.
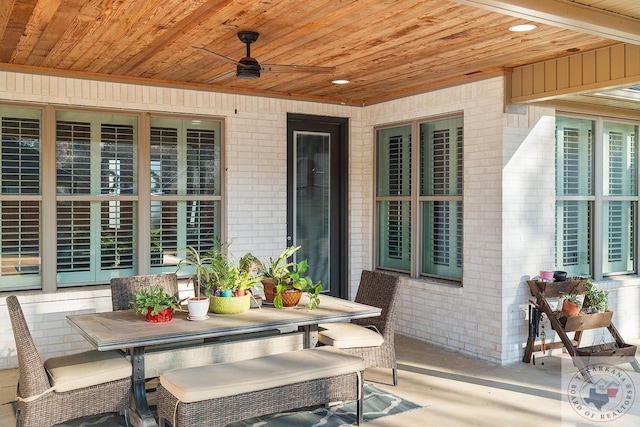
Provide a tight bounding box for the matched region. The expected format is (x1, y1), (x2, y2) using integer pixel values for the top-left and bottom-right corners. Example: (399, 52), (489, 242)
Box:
(556, 113), (640, 280)
(0, 103), (43, 290)
(374, 114), (464, 284)
(0, 103), (224, 292)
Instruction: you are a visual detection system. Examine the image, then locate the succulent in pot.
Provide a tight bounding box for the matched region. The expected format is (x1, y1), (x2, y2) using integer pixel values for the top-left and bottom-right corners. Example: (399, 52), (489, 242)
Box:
(560, 292), (582, 316)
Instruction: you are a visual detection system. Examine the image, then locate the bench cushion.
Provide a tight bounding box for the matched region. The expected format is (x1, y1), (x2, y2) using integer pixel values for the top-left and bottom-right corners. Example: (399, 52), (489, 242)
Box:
(318, 323), (384, 348)
(44, 350), (132, 392)
(160, 346), (365, 403)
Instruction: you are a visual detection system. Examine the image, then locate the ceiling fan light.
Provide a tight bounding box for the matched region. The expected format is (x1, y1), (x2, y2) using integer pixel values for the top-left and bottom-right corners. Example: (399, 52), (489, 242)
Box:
(236, 67), (260, 79)
(236, 57), (261, 79)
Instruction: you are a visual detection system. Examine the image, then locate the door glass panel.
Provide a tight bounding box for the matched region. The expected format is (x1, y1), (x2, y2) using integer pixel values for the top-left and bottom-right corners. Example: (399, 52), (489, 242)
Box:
(294, 131), (330, 293)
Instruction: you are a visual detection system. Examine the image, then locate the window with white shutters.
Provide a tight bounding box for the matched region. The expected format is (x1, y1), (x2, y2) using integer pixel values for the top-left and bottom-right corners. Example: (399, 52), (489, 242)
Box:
(56, 111), (137, 285)
(556, 118), (593, 277)
(420, 118), (463, 279)
(387, 134), (409, 261)
(376, 126), (411, 271)
(0, 104), (224, 291)
(602, 121), (637, 274)
(556, 116), (639, 278)
(150, 118), (221, 272)
(376, 116), (462, 282)
(0, 108), (42, 289)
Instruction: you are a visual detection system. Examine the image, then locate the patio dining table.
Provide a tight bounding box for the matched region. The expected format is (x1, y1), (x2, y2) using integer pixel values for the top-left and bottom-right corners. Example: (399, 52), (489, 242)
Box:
(67, 294), (381, 427)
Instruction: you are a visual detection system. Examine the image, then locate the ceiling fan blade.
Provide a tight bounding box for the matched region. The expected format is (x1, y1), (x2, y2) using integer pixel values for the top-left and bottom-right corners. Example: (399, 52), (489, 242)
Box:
(193, 46), (240, 67)
(261, 64), (336, 74)
(205, 70), (237, 84)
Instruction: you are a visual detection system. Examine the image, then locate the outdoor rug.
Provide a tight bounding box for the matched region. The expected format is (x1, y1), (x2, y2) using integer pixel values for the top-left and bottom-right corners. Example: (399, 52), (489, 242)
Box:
(50, 383), (422, 426)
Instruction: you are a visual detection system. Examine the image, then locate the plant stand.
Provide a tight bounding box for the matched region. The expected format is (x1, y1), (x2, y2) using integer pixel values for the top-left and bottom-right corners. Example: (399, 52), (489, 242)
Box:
(524, 279), (640, 382)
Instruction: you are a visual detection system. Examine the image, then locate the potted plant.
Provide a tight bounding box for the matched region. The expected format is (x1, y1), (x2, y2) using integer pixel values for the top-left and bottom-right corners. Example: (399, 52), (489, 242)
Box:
(560, 291), (582, 316)
(206, 245), (264, 313)
(261, 246), (321, 310)
(261, 245), (299, 303)
(176, 246), (212, 319)
(132, 286), (180, 322)
(583, 279), (609, 313)
(273, 258), (322, 310)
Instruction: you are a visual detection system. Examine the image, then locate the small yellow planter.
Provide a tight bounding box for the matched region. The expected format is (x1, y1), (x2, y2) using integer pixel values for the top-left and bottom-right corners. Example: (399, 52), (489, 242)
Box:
(209, 295), (250, 314)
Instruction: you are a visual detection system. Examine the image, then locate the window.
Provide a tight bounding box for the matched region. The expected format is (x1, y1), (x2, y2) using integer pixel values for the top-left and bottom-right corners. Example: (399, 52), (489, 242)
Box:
(0, 105), (223, 292)
(556, 115), (639, 278)
(149, 117), (221, 271)
(56, 111), (137, 285)
(0, 107), (41, 289)
(376, 116), (463, 282)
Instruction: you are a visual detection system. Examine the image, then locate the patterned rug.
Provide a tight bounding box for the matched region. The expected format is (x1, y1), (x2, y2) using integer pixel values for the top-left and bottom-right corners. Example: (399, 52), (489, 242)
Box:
(52, 383), (422, 426)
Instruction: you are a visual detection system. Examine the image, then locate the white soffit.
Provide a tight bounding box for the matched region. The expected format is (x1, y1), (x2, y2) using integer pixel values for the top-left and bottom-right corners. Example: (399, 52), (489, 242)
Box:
(452, 0), (640, 44)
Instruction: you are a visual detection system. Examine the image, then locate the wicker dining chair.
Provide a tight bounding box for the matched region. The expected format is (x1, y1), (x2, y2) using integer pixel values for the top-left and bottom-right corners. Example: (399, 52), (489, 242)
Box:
(318, 270), (402, 385)
(110, 273), (179, 311)
(6, 295), (132, 427)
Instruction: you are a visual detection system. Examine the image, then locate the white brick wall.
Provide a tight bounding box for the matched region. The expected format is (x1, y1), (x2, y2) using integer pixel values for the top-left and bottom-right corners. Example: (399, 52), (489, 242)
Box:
(365, 77), (510, 363)
(1, 70), (639, 369)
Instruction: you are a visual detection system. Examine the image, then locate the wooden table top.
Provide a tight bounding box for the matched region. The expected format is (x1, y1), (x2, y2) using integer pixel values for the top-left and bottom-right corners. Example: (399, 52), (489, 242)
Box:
(67, 294), (381, 351)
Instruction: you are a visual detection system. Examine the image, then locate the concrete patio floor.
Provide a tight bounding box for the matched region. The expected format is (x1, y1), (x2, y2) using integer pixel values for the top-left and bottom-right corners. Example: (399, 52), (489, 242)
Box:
(1, 334), (639, 427)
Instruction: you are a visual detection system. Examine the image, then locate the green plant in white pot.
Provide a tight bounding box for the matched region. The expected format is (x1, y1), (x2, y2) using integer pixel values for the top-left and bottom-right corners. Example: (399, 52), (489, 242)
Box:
(176, 246), (212, 318)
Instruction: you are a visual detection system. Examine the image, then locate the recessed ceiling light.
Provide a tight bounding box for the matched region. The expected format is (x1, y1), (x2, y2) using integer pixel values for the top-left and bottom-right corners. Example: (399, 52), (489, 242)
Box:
(332, 79), (350, 85)
(509, 24), (537, 32)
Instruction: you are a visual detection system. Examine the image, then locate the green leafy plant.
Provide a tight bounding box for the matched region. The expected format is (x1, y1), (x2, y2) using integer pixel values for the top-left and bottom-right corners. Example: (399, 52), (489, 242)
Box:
(272, 257), (322, 310)
(176, 246), (213, 298)
(178, 244), (263, 297)
(583, 279), (608, 313)
(262, 245), (299, 283)
(132, 286), (179, 316)
(235, 268), (264, 293)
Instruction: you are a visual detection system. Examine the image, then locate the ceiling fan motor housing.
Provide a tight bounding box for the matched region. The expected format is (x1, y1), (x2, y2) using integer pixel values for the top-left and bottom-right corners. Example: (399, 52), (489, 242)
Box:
(237, 57), (261, 79)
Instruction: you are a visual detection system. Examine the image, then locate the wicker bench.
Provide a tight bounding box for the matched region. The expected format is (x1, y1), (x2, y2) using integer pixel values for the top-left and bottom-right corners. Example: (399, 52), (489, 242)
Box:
(157, 346), (366, 427)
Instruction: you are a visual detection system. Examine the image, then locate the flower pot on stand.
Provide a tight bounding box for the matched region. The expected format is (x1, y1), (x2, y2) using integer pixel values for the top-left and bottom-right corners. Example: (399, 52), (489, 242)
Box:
(562, 299), (580, 317)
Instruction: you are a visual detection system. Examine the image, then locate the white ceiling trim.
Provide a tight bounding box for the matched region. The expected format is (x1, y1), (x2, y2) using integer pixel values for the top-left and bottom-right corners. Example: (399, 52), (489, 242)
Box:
(452, 0), (640, 44)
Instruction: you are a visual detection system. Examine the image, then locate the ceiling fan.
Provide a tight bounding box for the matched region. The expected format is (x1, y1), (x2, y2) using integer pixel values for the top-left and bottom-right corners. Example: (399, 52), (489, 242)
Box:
(194, 31), (335, 82)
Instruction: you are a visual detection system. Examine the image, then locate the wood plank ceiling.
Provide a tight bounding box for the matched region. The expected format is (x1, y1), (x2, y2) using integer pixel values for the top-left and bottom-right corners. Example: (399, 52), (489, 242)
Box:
(0, 0), (639, 108)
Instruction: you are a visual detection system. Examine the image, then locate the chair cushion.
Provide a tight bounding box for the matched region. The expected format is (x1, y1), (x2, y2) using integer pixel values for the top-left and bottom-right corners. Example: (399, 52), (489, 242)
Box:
(44, 350), (132, 392)
(318, 322), (384, 348)
(159, 346), (365, 403)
